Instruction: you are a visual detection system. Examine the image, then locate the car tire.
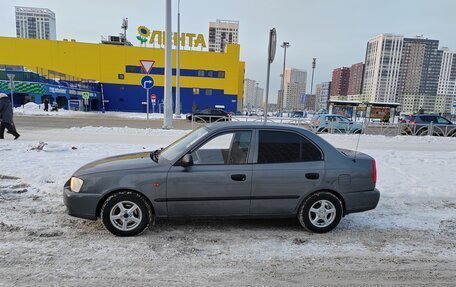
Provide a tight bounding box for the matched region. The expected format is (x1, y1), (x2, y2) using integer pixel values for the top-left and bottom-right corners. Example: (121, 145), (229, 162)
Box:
(298, 191), (343, 233)
(101, 191), (152, 236)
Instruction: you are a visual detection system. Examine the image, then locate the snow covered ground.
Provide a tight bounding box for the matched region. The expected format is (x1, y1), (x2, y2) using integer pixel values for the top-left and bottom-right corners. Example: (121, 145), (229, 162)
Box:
(1, 127), (455, 285)
(14, 102), (187, 120)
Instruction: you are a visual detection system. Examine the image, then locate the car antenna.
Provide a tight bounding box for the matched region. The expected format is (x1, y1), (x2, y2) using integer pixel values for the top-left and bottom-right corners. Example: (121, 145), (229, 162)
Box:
(353, 127), (363, 162)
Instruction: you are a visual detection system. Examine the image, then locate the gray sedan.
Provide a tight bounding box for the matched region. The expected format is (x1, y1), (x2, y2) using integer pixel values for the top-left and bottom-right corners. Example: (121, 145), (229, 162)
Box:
(63, 123), (380, 236)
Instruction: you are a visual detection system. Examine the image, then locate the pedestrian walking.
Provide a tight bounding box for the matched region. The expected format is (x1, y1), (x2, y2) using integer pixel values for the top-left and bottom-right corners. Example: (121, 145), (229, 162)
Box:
(44, 98), (49, 112)
(0, 93), (20, 140)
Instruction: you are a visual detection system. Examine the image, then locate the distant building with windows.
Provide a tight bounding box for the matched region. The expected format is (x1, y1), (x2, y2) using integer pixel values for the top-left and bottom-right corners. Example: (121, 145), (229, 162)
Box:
(398, 37), (442, 114)
(435, 48), (456, 115)
(316, 81), (331, 111)
(362, 34), (403, 103)
(331, 67), (350, 100)
(208, 19), (239, 52)
(243, 79), (264, 109)
(347, 62), (364, 101)
(282, 68), (307, 110)
(15, 6), (56, 40)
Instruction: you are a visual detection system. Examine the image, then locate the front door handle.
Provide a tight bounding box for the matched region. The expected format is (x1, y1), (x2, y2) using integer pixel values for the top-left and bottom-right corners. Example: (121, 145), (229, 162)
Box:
(305, 173), (319, 180)
(231, 174), (246, 181)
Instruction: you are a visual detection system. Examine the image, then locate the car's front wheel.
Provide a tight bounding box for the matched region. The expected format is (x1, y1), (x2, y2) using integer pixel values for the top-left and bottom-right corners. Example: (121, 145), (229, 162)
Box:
(101, 191), (152, 236)
(298, 191), (343, 233)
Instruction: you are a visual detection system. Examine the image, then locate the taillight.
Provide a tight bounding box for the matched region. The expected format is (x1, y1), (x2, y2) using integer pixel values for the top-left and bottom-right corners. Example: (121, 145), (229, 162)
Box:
(410, 121), (416, 125)
(372, 160), (377, 185)
(315, 120), (320, 125)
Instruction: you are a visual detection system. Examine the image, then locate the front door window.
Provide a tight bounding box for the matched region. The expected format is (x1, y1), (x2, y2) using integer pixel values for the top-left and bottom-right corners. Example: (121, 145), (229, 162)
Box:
(191, 131), (252, 165)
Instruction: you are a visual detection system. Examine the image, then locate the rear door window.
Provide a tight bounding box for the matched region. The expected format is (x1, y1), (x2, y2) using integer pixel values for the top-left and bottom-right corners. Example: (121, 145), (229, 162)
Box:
(257, 131), (323, 164)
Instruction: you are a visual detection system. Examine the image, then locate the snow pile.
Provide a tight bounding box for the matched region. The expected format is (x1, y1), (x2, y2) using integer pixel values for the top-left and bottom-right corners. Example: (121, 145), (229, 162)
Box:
(22, 102), (42, 111)
(14, 103), (74, 116)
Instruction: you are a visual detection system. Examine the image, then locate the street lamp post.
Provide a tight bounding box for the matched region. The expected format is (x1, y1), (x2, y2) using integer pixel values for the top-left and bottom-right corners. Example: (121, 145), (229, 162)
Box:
(279, 42), (290, 115)
(163, 0), (173, 129)
(310, 57), (316, 95)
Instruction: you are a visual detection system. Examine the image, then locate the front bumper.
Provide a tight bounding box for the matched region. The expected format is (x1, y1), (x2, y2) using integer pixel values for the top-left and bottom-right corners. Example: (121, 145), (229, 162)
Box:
(343, 188), (380, 215)
(63, 185), (101, 220)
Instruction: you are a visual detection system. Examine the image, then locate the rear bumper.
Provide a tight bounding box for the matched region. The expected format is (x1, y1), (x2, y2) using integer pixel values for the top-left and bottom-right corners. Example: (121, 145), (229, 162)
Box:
(63, 185), (101, 220)
(343, 188), (380, 214)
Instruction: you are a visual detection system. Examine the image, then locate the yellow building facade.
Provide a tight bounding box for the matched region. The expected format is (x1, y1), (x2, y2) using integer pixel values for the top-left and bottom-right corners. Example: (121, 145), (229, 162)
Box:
(0, 36), (245, 112)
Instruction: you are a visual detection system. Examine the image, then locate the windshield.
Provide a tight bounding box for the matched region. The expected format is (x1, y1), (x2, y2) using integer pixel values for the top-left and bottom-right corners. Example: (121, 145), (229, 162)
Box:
(159, 127), (209, 162)
(337, 116), (350, 122)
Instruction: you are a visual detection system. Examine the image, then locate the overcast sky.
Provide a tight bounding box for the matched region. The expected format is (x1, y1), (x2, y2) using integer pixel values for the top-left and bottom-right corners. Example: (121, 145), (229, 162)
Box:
(1, 0), (456, 103)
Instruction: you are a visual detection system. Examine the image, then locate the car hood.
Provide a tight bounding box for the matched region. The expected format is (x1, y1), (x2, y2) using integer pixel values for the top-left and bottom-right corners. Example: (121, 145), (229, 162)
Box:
(73, 152), (160, 176)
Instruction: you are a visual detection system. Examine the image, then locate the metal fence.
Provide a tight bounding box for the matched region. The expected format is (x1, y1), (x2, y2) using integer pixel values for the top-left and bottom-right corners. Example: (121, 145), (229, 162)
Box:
(190, 116), (456, 137)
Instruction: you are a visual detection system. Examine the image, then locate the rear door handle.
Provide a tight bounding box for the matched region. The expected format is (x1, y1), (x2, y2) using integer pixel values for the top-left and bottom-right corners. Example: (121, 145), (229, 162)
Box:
(305, 173), (319, 180)
(231, 174), (246, 181)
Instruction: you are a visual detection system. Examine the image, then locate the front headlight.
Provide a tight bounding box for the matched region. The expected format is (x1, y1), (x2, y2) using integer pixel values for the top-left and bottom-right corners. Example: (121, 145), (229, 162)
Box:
(70, 177), (84, 193)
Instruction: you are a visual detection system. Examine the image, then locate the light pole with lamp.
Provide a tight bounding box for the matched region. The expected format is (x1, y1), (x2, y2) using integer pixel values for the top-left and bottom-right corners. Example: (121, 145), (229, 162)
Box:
(310, 57), (316, 95)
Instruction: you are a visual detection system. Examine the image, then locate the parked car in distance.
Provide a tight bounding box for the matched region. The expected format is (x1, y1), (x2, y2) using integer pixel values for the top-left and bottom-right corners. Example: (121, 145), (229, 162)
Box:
(311, 114), (363, 134)
(400, 114), (456, 136)
(64, 122), (380, 236)
(186, 108), (231, 123)
(290, 111), (307, 118)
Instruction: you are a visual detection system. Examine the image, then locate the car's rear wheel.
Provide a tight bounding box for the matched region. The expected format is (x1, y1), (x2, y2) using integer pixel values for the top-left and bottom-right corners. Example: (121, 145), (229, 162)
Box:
(101, 191), (152, 236)
(298, 191), (342, 233)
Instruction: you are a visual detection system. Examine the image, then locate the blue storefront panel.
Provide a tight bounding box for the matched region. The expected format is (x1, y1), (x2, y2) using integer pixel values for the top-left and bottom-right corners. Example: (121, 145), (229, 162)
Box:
(102, 83), (238, 114)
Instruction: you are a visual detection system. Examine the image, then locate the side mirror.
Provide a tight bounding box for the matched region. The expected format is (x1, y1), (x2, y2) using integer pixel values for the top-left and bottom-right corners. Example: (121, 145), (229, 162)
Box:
(181, 154), (194, 167)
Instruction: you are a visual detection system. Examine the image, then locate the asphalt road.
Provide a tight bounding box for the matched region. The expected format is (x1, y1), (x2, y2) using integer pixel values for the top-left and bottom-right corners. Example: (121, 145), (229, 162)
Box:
(15, 115), (194, 130)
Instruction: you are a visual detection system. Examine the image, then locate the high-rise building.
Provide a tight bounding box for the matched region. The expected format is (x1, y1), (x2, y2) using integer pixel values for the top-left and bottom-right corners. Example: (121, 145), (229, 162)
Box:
(330, 67), (350, 100)
(362, 34), (404, 103)
(243, 79), (264, 109)
(316, 81), (331, 111)
(435, 48), (456, 115)
(282, 68), (307, 110)
(398, 37), (442, 114)
(255, 86), (264, 108)
(15, 6), (56, 40)
(208, 19), (239, 52)
(347, 62), (364, 100)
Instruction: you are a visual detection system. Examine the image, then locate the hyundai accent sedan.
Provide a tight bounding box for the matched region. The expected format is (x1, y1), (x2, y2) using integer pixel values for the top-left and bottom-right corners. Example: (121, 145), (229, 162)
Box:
(63, 122), (380, 236)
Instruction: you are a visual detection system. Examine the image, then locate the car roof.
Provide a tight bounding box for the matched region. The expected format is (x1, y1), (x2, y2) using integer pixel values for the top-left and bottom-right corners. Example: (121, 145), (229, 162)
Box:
(317, 114), (343, 117)
(205, 121), (309, 132)
(414, 114), (440, 117)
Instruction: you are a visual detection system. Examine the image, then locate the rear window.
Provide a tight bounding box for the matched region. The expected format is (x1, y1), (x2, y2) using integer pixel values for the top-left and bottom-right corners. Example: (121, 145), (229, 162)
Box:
(418, 116), (438, 123)
(436, 116), (451, 124)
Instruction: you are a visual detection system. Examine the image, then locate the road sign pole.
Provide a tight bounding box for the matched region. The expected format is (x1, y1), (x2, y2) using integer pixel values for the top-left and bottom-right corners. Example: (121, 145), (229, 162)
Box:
(10, 80), (14, 108)
(7, 74), (15, 108)
(101, 83), (106, 113)
(146, 88), (150, 120)
(264, 28), (277, 124)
